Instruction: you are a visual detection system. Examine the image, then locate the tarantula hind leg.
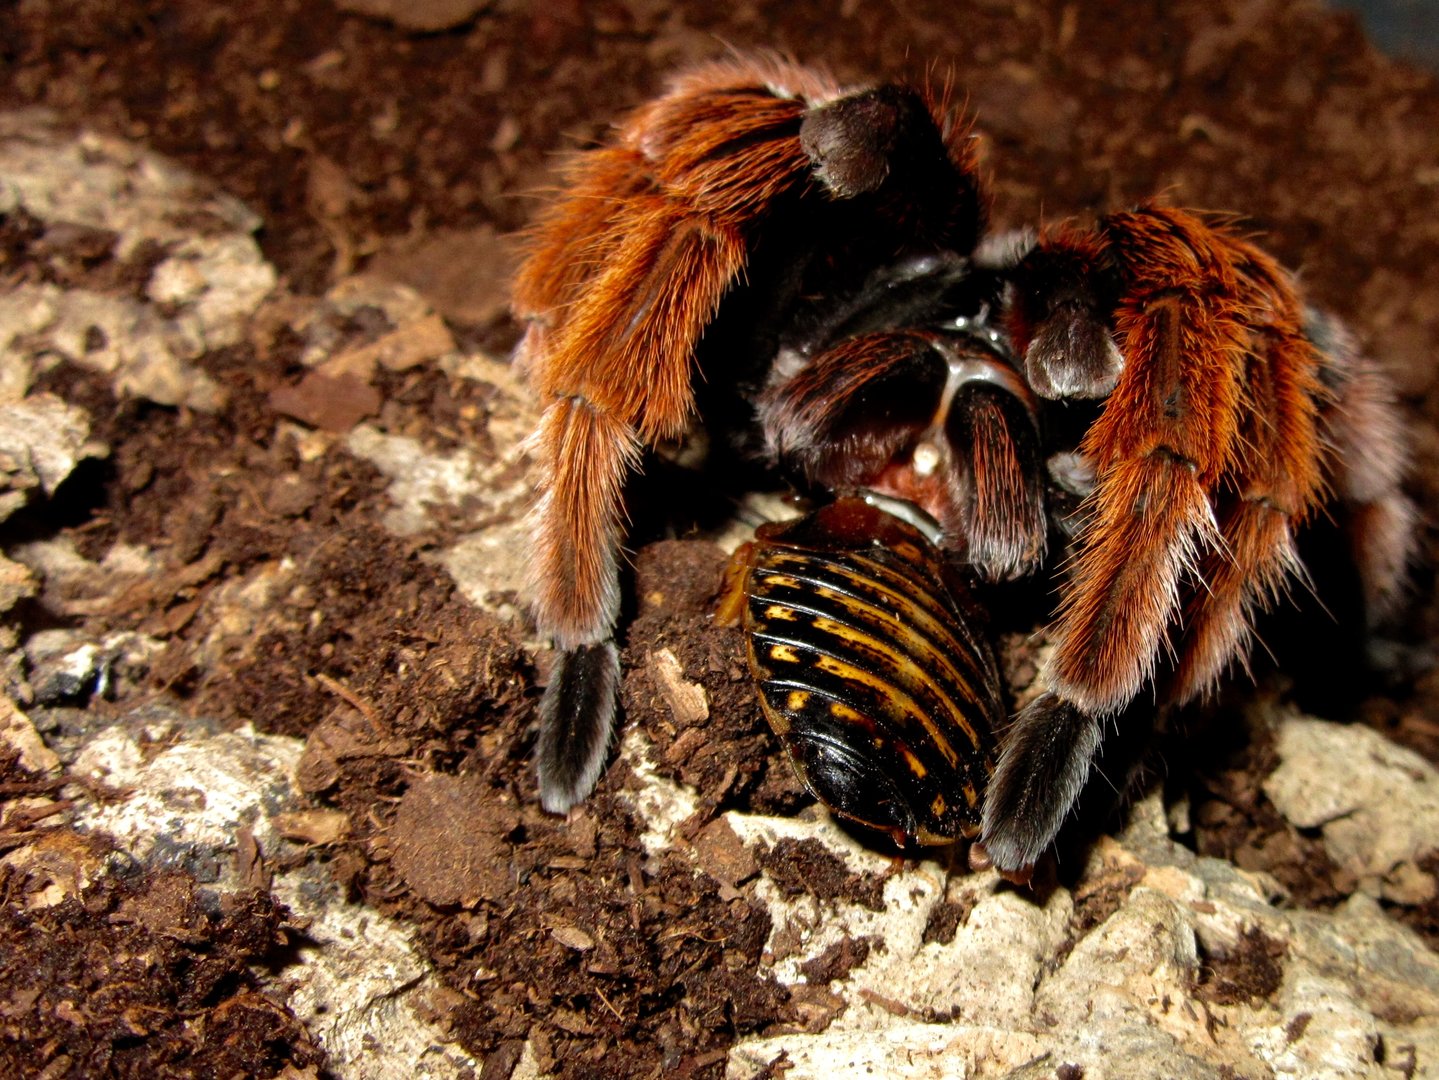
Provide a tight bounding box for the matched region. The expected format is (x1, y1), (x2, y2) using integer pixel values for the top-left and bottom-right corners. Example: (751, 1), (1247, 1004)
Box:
(536, 642), (622, 814)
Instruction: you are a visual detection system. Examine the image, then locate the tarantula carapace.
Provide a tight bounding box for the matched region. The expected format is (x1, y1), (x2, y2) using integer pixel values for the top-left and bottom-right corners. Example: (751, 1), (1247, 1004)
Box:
(512, 55), (1413, 878)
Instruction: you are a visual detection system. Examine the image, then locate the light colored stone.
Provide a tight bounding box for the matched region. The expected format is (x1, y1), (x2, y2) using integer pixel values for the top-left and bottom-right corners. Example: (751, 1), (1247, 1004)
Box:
(0, 697), (60, 775)
(10, 536), (163, 617)
(617, 727), (701, 856)
(0, 393), (103, 493)
(62, 709), (482, 1078)
(702, 710), (1439, 1079)
(1264, 713), (1439, 903)
(0, 553), (36, 612)
(0, 111), (275, 410)
(344, 425), (492, 535)
(0, 393), (106, 520)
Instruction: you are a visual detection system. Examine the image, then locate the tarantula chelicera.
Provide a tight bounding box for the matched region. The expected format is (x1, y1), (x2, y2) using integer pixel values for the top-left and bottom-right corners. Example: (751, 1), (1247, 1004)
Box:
(512, 55), (1413, 879)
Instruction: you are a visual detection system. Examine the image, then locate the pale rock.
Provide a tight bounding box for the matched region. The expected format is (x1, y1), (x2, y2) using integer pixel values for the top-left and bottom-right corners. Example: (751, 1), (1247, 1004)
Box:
(345, 425), (491, 535)
(0, 393), (105, 519)
(1264, 714), (1439, 902)
(0, 697), (61, 775)
(0, 111), (262, 247)
(435, 526), (534, 628)
(616, 727), (701, 856)
(1252, 972), (1381, 1080)
(0, 348), (33, 403)
(0, 553), (36, 613)
(63, 709), (481, 1078)
(146, 233), (278, 351)
(23, 627), (164, 705)
(0, 111), (275, 410)
(192, 557), (299, 670)
(9, 536), (162, 616)
(704, 709), (1439, 1079)
(1, 284), (227, 410)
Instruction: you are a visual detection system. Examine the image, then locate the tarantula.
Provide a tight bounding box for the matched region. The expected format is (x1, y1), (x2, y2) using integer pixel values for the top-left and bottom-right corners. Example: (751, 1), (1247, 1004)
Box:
(512, 55), (1412, 878)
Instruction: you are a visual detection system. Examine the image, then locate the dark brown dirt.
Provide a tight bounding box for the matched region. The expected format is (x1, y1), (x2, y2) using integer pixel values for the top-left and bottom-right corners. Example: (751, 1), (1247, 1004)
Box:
(1190, 925), (1289, 1007)
(3, 1), (1439, 1077)
(0, 843), (323, 1078)
(920, 885), (979, 947)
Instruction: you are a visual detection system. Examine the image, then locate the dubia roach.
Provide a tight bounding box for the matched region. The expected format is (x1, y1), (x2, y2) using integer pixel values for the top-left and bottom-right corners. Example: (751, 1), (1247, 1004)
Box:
(720, 495), (1003, 847)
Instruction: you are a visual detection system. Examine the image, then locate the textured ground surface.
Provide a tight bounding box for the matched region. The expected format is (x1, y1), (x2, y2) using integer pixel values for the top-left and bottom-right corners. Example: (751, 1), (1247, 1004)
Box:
(1, 1), (1438, 1078)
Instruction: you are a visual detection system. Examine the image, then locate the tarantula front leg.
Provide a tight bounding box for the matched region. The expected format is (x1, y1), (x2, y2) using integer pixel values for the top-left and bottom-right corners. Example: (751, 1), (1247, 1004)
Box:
(518, 58), (979, 812)
(980, 207), (1331, 875)
(521, 61), (825, 812)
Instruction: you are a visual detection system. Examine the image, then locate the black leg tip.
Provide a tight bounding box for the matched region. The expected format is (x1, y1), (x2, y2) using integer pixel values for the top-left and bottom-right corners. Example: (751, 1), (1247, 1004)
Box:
(980, 692), (1102, 874)
(536, 642), (621, 814)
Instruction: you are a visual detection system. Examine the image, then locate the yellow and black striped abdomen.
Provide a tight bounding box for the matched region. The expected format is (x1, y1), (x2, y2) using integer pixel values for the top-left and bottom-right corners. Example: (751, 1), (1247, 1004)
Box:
(739, 498), (1003, 846)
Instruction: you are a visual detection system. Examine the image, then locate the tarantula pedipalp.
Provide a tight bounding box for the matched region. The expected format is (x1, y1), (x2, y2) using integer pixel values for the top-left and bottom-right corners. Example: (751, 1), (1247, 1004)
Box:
(512, 55), (1413, 878)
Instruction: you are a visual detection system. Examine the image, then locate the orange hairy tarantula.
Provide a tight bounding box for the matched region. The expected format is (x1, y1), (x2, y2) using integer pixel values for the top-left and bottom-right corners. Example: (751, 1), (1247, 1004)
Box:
(512, 55), (1413, 878)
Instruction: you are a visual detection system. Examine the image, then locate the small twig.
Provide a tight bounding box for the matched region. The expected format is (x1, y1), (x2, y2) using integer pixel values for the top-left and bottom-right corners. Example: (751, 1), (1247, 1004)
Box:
(314, 671), (382, 726)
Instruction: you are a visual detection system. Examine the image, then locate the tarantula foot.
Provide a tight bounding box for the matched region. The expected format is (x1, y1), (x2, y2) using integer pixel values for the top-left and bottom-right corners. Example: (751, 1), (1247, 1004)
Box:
(537, 642), (621, 814)
(979, 692), (1102, 875)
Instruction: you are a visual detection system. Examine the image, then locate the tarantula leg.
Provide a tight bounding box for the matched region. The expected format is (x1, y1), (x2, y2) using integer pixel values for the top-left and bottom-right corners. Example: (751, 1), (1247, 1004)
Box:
(1037, 208), (1273, 713)
(1306, 309), (1415, 624)
(528, 397), (640, 812)
(529, 397), (640, 651)
(512, 145), (658, 373)
(761, 330), (1045, 578)
(1172, 259), (1327, 697)
(979, 693), (1101, 880)
(1172, 501), (1302, 698)
(977, 451), (1220, 873)
(537, 643), (622, 814)
(980, 208), (1314, 874)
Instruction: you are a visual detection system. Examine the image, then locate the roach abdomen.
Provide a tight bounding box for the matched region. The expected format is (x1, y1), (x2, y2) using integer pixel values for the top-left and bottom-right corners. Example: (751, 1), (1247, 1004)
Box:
(741, 499), (1003, 845)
